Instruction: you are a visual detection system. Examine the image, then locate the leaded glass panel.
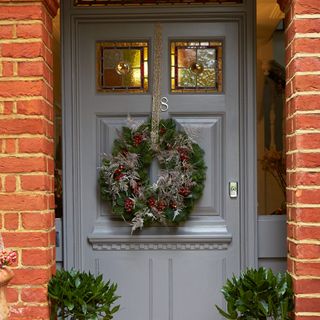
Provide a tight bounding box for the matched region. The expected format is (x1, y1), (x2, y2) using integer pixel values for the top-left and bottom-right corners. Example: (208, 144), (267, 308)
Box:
(96, 41), (149, 93)
(170, 40), (223, 93)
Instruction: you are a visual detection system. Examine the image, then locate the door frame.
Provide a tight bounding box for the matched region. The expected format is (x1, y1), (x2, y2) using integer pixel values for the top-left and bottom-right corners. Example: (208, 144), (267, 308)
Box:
(61, 0), (257, 270)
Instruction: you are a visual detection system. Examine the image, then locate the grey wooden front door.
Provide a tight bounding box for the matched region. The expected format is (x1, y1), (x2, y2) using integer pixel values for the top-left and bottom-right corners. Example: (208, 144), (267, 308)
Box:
(67, 18), (241, 320)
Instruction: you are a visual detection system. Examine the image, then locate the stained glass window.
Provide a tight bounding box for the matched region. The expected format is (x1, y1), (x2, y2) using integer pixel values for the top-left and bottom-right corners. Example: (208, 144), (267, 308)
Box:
(170, 40), (223, 93)
(96, 41), (149, 93)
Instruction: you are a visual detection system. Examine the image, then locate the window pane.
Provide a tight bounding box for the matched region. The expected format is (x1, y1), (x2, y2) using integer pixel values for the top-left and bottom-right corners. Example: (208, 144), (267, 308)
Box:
(97, 41), (149, 93)
(171, 40), (223, 93)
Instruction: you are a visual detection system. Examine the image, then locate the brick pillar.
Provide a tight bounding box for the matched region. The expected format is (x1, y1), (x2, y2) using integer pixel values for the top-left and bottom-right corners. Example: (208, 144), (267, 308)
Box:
(278, 0), (320, 318)
(0, 0), (58, 319)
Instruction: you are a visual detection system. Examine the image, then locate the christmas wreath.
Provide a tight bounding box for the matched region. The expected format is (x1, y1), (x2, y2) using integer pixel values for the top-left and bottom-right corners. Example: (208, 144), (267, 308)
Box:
(99, 119), (206, 232)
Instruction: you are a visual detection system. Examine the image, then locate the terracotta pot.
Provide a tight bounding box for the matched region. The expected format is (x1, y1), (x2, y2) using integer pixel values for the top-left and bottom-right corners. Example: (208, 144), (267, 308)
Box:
(0, 268), (14, 320)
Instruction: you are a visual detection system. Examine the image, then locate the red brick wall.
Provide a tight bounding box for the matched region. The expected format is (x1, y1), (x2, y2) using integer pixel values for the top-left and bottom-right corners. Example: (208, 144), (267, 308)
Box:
(279, 0), (320, 318)
(0, 1), (58, 319)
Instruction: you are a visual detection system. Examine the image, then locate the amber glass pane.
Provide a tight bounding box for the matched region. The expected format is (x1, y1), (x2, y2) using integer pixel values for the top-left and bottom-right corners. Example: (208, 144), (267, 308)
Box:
(177, 48), (196, 67)
(97, 41), (148, 93)
(171, 40), (223, 93)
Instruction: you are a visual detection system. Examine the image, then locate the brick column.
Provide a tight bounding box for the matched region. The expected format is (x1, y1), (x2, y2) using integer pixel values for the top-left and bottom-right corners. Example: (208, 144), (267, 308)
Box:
(278, 0), (320, 318)
(0, 0), (58, 319)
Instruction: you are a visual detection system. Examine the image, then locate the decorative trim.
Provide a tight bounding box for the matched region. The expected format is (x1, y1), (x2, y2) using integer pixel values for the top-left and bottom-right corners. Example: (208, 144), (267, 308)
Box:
(88, 232), (232, 251)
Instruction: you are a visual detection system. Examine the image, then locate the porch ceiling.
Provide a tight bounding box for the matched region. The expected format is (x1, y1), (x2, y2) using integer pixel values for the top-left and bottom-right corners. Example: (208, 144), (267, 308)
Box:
(257, 0), (284, 41)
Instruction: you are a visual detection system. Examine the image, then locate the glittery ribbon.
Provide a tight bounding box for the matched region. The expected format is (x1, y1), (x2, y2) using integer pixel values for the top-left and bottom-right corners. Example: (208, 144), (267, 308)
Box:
(151, 23), (162, 149)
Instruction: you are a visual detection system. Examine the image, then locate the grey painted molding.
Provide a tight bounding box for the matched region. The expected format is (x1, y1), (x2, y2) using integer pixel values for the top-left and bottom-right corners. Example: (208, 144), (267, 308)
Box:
(88, 233), (232, 251)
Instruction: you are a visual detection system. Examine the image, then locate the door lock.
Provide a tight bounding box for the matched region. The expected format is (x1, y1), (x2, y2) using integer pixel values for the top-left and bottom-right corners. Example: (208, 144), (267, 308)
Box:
(229, 181), (238, 198)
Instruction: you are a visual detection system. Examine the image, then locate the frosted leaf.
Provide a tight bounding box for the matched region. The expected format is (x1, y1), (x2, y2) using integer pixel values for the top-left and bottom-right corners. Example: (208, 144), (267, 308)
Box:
(183, 125), (201, 143)
(173, 210), (181, 220)
(127, 114), (144, 130)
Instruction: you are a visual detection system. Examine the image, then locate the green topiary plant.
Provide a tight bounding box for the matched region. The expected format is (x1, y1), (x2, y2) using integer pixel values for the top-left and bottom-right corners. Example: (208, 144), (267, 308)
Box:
(215, 267), (294, 320)
(48, 269), (120, 320)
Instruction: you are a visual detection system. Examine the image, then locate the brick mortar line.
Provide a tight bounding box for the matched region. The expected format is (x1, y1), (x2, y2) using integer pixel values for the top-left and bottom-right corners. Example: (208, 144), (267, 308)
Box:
(287, 186), (320, 190)
(286, 111), (320, 119)
(296, 313), (320, 316)
(295, 53), (320, 59)
(296, 71), (320, 76)
(0, 137), (54, 143)
(0, 209), (54, 213)
(0, 57), (44, 62)
(288, 255), (320, 263)
(0, 174), (54, 179)
(287, 72), (320, 85)
(292, 275), (320, 280)
(0, 76), (54, 91)
(287, 221), (320, 226)
(286, 91), (320, 102)
(13, 247), (56, 253)
(286, 54), (320, 71)
(296, 14), (320, 19)
(1, 229), (55, 235)
(297, 294), (320, 298)
(0, 20), (42, 25)
(295, 33), (320, 39)
(2, 242), (55, 248)
(0, 60), (54, 73)
(8, 285), (48, 289)
(0, 95), (45, 101)
(10, 301), (50, 305)
(0, 38), (42, 44)
(295, 111), (320, 115)
(0, 76), (46, 82)
(0, 114), (54, 123)
(287, 149), (320, 154)
(287, 203), (320, 208)
(287, 129), (320, 136)
(287, 238), (320, 245)
(287, 168), (320, 173)
(0, 2), (44, 6)
(0, 39), (53, 55)
(285, 37), (294, 51)
(285, 16), (294, 34)
(0, 190), (53, 195)
(0, 154), (54, 159)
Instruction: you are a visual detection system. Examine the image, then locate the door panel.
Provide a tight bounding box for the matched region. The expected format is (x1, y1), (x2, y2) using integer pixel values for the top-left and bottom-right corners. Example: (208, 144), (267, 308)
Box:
(76, 20), (239, 320)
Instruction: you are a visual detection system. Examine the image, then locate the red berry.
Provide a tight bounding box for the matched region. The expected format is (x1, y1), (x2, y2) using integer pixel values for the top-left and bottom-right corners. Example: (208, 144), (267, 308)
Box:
(148, 197), (156, 208)
(178, 147), (189, 162)
(133, 133), (143, 146)
(179, 187), (190, 197)
(115, 173), (125, 181)
(157, 200), (166, 212)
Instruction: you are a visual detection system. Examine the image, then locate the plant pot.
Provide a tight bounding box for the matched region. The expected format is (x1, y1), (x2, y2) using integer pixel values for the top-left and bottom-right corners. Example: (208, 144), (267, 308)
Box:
(0, 268), (14, 320)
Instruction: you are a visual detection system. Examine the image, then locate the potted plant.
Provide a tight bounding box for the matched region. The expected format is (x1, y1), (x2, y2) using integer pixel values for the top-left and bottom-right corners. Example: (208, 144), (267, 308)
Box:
(216, 267), (293, 320)
(0, 249), (16, 320)
(48, 269), (120, 320)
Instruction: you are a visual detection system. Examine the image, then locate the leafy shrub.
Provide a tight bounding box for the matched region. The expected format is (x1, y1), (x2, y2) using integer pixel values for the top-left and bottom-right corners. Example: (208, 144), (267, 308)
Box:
(216, 267), (293, 320)
(48, 269), (120, 320)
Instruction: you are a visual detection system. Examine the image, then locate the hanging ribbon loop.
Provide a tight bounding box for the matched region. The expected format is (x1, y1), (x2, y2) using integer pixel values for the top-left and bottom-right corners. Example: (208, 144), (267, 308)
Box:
(151, 23), (162, 149)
